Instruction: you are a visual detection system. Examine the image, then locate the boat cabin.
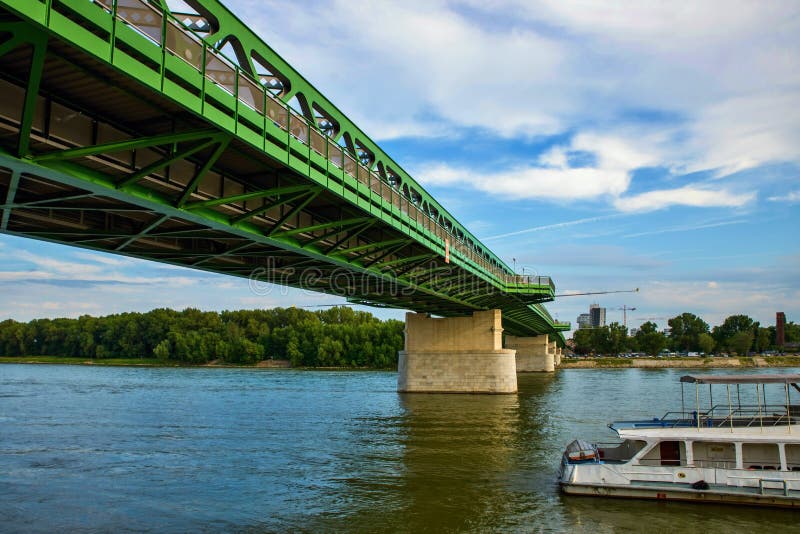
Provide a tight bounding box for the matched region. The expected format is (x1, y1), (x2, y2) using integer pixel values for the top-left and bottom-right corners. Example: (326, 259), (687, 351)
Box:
(601, 435), (800, 471)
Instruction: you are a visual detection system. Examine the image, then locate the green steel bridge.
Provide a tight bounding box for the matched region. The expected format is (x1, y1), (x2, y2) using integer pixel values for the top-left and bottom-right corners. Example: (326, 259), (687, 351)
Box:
(0, 0), (569, 340)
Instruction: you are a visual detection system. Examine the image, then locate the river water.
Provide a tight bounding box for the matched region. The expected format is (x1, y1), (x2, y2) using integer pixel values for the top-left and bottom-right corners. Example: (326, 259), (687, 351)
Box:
(1, 364), (798, 532)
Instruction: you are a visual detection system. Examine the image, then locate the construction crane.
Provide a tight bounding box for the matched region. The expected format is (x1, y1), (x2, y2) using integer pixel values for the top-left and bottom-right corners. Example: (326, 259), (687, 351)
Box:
(616, 305), (637, 328)
(555, 288), (639, 298)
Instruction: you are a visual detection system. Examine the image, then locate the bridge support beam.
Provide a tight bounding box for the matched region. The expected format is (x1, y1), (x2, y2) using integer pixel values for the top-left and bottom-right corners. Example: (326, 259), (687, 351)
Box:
(505, 334), (554, 372)
(397, 310), (517, 394)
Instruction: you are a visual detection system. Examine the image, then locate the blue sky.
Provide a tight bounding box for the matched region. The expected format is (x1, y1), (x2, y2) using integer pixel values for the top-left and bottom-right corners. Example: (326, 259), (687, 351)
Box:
(1, 0), (798, 334)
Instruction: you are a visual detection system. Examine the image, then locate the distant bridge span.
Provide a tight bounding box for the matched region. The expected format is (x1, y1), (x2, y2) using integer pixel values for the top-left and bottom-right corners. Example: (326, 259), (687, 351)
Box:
(0, 0), (568, 390)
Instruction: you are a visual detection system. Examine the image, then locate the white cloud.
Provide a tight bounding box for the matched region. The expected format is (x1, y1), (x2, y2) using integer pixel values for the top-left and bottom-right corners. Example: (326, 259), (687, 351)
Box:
(417, 130), (663, 202)
(72, 251), (140, 267)
(0, 249), (201, 286)
(243, 0), (568, 139)
(413, 126), (766, 213)
(632, 280), (797, 329)
(0, 270), (53, 281)
(768, 190), (800, 203)
(483, 214), (623, 241)
(231, 0), (800, 188)
(623, 219), (749, 239)
(16, 250), (103, 277)
(613, 187), (756, 213)
(683, 92), (800, 176)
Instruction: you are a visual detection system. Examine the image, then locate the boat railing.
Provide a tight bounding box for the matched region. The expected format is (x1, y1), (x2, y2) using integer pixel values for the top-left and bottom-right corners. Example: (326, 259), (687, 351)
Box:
(611, 404), (798, 430)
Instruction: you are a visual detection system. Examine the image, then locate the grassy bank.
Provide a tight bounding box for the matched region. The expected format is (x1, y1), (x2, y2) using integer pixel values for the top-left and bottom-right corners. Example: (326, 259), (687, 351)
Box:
(0, 356), (292, 368)
(560, 356), (800, 369)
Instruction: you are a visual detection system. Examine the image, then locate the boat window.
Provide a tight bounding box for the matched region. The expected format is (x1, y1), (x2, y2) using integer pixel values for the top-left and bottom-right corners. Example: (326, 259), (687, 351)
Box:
(692, 441), (736, 469)
(598, 440), (646, 463)
(785, 444), (800, 471)
(638, 440), (686, 466)
(742, 443), (781, 470)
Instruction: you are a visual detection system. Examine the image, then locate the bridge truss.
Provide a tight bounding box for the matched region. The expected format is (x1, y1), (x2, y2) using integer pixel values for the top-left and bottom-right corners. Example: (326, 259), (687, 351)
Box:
(0, 0), (569, 339)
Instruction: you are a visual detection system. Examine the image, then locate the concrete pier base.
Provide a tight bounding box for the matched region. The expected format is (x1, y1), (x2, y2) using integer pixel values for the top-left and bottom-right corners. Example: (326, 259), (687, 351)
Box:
(397, 309), (517, 393)
(505, 334), (555, 372)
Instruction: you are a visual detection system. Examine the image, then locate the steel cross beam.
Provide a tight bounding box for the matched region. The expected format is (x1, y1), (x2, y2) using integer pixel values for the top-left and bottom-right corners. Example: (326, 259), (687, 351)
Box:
(271, 216), (371, 239)
(187, 185), (312, 212)
(32, 130), (222, 163)
(0, 170), (21, 231)
(115, 138), (223, 189)
(264, 188), (322, 237)
(0, 0), (568, 339)
(114, 214), (171, 251)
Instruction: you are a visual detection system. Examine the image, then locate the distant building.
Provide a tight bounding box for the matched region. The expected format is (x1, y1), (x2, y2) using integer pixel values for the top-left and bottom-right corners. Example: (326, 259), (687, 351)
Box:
(577, 313), (591, 329)
(589, 303), (606, 328)
(777, 312), (786, 347)
(629, 327), (639, 337)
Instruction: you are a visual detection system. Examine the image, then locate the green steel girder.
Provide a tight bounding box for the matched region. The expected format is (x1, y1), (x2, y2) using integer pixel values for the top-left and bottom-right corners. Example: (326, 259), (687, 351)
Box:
(190, 240), (254, 266)
(1, 192), (93, 208)
(186, 184), (311, 211)
(334, 237), (412, 259)
(228, 190), (308, 225)
(115, 138), (221, 189)
(0, 0), (523, 289)
(145, 0), (499, 265)
(362, 241), (412, 269)
(0, 22), (47, 158)
(175, 137), (231, 208)
(32, 129), (222, 163)
(273, 216), (370, 240)
(379, 253), (437, 269)
(0, 151), (500, 325)
(264, 189), (322, 237)
(322, 221), (375, 255)
(0, 0), (570, 336)
(114, 214), (171, 251)
(0, 169), (21, 231)
(299, 221), (371, 249)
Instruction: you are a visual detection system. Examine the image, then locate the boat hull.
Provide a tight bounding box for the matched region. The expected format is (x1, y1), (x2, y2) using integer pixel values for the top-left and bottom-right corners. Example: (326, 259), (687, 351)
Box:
(560, 481), (800, 508)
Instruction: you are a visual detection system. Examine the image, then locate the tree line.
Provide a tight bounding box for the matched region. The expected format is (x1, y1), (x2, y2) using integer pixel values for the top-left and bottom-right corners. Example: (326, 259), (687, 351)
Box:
(571, 313), (800, 357)
(0, 306), (404, 368)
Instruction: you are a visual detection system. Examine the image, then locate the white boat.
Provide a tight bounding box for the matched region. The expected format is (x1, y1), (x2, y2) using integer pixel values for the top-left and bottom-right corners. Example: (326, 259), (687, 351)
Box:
(559, 374), (800, 508)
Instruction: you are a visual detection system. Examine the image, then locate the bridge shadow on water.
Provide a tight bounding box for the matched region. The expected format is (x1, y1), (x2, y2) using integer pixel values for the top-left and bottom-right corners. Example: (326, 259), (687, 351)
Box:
(294, 374), (566, 533)
(288, 371), (800, 533)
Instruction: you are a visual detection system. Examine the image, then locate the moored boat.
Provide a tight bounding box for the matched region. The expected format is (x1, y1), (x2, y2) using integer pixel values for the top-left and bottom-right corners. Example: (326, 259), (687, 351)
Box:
(559, 374), (800, 507)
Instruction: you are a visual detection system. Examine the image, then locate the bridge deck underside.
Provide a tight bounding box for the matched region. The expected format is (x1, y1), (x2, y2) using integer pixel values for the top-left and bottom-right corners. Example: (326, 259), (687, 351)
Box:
(0, 6), (565, 339)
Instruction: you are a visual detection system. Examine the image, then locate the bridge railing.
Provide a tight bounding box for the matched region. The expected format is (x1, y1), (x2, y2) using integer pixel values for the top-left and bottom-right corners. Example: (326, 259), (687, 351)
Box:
(84, 0), (551, 294)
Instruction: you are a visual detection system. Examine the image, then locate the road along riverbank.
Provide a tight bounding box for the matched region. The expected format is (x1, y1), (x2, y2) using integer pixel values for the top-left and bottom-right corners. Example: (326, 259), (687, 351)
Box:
(559, 356), (800, 369)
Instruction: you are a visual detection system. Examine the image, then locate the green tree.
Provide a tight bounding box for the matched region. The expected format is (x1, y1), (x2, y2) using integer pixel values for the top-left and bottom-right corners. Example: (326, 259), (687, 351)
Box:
(153, 339), (171, 360)
(668, 313), (709, 352)
(607, 322), (628, 356)
(730, 331), (755, 356)
(0, 305), (405, 368)
(754, 327), (772, 353)
(713, 315), (756, 353)
(635, 321), (668, 355)
(697, 333), (715, 355)
(572, 329), (595, 355)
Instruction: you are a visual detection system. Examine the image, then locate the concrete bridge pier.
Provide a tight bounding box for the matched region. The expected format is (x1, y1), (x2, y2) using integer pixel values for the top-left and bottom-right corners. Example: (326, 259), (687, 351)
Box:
(505, 334), (555, 372)
(397, 310), (518, 393)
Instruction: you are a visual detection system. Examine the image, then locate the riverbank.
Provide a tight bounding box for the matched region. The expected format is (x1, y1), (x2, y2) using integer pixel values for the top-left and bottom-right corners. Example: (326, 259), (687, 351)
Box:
(559, 356), (800, 369)
(0, 356), (292, 368)
(5, 355), (800, 371)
